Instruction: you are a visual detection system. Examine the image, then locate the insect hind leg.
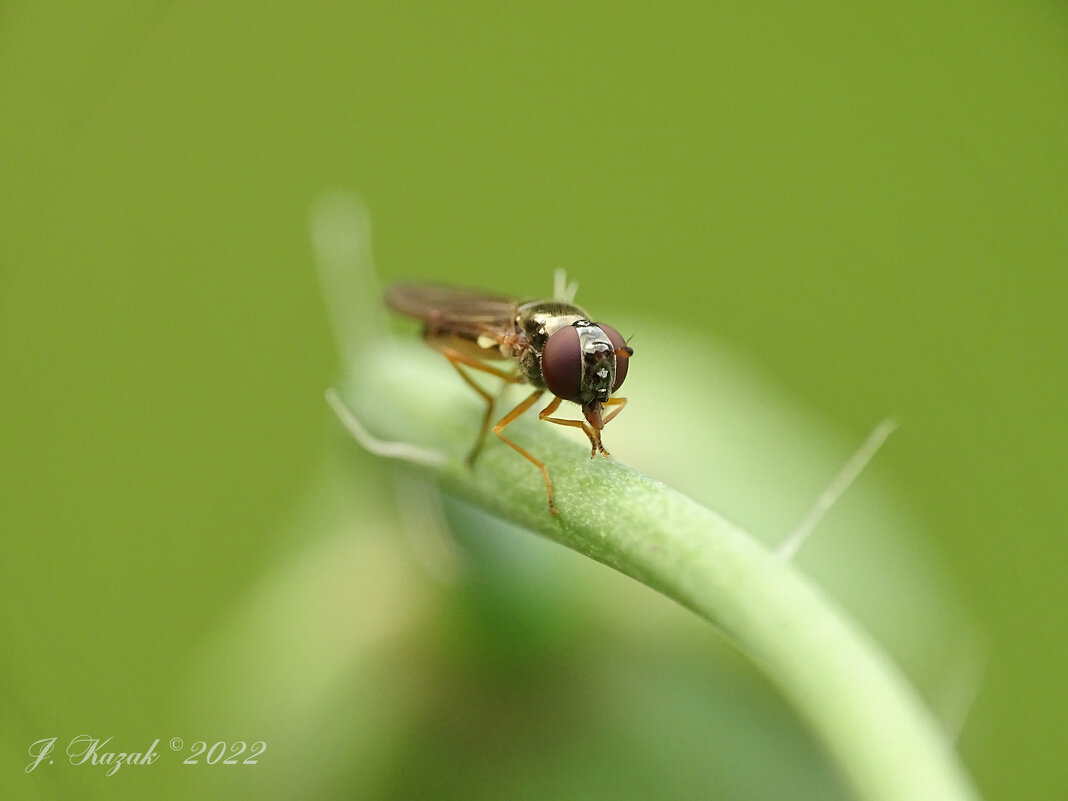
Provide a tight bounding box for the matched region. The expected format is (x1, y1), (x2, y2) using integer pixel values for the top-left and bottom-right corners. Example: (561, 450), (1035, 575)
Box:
(429, 339), (517, 466)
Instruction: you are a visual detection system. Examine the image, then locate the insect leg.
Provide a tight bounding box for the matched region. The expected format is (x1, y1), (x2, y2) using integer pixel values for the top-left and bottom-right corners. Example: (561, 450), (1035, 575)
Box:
(601, 396), (627, 426)
(429, 340), (517, 466)
(582, 397), (628, 457)
(537, 396), (602, 459)
(493, 389), (558, 515)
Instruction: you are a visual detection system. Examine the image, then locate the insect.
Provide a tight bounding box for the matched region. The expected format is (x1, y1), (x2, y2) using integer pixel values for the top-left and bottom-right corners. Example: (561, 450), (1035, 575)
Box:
(386, 281), (633, 514)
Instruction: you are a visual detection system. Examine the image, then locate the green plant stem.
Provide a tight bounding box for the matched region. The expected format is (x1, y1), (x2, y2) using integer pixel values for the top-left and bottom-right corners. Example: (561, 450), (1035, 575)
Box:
(335, 340), (979, 801)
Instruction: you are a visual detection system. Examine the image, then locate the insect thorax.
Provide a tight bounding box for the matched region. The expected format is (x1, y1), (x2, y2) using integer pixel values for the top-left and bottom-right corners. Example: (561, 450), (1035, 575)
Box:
(514, 300), (588, 388)
(516, 301), (588, 347)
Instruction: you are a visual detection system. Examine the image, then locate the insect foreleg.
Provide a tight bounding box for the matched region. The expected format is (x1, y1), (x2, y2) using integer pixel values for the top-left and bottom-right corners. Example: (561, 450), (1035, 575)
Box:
(537, 396), (603, 459)
(601, 396), (627, 426)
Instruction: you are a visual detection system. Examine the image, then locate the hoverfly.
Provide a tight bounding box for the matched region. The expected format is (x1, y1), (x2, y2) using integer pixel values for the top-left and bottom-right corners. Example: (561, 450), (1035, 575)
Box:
(386, 281), (633, 514)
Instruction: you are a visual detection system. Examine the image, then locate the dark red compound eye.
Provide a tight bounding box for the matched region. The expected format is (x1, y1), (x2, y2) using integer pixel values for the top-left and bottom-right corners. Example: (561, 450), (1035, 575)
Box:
(541, 325), (583, 403)
(599, 324), (630, 393)
(542, 323), (631, 402)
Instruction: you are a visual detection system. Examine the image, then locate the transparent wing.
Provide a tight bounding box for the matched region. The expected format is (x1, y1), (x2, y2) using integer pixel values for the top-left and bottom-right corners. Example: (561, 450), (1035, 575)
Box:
(385, 282), (520, 340)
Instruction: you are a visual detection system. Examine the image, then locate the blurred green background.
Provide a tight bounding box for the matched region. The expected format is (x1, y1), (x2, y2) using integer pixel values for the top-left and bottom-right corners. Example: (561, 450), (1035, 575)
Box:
(1, 2), (1065, 800)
